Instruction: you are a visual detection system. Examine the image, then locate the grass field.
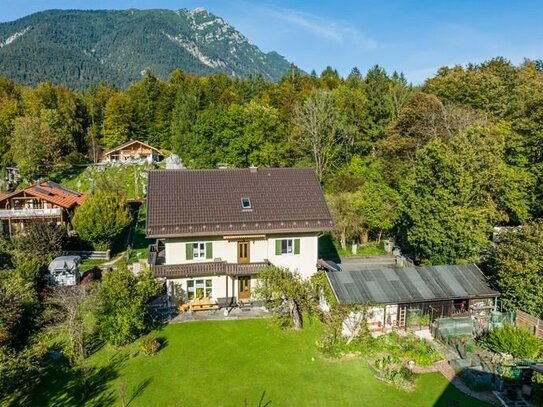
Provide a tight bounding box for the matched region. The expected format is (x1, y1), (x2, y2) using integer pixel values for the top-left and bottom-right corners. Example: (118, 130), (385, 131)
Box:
(27, 319), (489, 407)
(318, 234), (387, 262)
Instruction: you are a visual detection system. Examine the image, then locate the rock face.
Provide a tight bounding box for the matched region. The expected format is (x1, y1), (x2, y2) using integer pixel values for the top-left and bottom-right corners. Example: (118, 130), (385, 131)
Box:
(0, 8), (293, 89)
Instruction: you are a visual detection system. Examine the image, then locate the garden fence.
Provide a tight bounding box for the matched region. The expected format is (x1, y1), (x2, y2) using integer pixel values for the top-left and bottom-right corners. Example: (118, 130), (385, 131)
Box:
(516, 310), (543, 340)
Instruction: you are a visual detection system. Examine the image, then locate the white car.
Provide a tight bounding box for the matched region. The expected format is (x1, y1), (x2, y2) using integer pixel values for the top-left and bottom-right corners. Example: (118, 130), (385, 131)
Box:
(48, 255), (82, 286)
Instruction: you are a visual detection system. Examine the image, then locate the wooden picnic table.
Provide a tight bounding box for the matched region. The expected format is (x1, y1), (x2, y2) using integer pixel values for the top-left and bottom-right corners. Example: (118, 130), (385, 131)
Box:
(179, 297), (219, 313)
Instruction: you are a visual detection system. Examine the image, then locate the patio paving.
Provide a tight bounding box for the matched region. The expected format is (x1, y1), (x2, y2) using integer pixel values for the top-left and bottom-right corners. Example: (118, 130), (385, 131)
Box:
(170, 307), (271, 323)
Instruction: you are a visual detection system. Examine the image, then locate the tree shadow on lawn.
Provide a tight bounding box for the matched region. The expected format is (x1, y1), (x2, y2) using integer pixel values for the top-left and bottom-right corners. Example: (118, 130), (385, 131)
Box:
(244, 391), (272, 407)
(17, 351), (130, 407)
(156, 336), (168, 351)
(85, 331), (106, 357)
(125, 377), (153, 407)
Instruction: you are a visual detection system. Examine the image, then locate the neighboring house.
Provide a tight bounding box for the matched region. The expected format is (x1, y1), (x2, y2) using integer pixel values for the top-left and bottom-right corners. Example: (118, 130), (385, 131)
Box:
(325, 264), (499, 331)
(48, 255), (81, 286)
(146, 167), (333, 305)
(103, 140), (162, 163)
(0, 181), (87, 236)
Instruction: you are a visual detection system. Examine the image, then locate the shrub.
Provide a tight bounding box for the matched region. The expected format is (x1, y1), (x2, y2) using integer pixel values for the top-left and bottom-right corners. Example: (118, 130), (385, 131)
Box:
(373, 356), (417, 390)
(374, 333), (441, 366)
(139, 336), (161, 355)
(96, 266), (162, 346)
(533, 372), (543, 405)
(482, 324), (543, 359)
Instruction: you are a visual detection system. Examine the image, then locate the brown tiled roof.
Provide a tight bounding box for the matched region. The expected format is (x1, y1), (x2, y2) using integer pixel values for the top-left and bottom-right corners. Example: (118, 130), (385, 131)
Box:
(0, 181), (87, 209)
(146, 168), (334, 238)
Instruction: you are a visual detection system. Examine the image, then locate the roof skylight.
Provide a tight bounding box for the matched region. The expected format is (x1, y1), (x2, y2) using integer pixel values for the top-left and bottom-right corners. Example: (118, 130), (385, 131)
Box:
(241, 197), (252, 210)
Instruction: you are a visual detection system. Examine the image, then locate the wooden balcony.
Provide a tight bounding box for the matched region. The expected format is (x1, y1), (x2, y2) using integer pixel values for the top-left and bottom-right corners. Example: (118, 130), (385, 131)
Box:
(152, 260), (271, 279)
(0, 208), (62, 219)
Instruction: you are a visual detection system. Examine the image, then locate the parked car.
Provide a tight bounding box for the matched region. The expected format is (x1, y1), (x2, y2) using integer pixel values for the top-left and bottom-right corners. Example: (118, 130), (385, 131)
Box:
(48, 255), (81, 286)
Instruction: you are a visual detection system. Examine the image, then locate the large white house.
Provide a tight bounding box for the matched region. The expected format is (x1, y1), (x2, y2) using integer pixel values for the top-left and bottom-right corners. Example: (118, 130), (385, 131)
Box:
(146, 167), (333, 305)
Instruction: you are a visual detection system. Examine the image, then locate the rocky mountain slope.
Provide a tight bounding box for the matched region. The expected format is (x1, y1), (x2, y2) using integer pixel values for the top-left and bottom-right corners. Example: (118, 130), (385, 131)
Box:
(0, 8), (292, 89)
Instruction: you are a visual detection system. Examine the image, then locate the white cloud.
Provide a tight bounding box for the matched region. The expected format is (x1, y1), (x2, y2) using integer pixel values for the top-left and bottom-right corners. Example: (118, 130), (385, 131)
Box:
(266, 7), (378, 51)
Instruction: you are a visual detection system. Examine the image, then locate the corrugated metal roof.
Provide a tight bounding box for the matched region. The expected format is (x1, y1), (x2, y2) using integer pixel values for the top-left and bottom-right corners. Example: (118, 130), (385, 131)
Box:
(326, 264), (499, 305)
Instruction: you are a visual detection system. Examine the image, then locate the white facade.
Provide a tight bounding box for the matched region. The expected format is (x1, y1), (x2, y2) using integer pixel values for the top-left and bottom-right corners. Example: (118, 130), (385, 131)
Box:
(164, 232), (318, 278)
(167, 275), (255, 302)
(341, 305), (400, 337)
(160, 232), (320, 303)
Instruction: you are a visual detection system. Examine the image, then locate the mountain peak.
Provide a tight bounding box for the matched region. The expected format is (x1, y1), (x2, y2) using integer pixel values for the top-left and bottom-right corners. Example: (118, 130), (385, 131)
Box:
(0, 8), (293, 89)
(193, 7), (208, 14)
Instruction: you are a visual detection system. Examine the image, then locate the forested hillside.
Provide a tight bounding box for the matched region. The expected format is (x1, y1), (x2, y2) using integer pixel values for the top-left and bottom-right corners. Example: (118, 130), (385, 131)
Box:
(0, 58), (542, 267)
(0, 8), (291, 89)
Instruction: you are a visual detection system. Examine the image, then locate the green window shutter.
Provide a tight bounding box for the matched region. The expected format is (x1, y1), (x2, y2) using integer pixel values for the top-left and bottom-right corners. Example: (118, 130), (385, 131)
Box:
(294, 239), (300, 255)
(186, 243), (193, 260)
(205, 242), (213, 259)
(275, 239), (282, 255)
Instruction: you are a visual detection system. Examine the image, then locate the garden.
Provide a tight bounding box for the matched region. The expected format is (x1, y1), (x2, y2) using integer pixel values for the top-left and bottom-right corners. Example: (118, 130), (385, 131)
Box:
(21, 319), (489, 407)
(435, 322), (543, 402)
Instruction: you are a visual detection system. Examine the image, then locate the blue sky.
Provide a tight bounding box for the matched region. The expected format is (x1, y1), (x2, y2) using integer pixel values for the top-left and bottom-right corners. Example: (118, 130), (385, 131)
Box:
(2, 0), (543, 83)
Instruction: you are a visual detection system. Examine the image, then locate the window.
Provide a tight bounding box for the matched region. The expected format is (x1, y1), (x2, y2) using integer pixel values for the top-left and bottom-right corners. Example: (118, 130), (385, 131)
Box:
(187, 279), (213, 300)
(241, 197), (252, 210)
(275, 238), (300, 255)
(186, 242), (213, 260)
(192, 242), (206, 259)
(282, 239), (293, 254)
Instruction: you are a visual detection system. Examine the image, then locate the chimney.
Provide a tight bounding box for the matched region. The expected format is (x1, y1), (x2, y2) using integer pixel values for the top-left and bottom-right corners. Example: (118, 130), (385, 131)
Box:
(249, 165), (258, 173)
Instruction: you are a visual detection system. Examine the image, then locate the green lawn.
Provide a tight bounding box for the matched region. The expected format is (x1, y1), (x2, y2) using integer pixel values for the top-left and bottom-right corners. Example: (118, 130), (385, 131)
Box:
(319, 234), (387, 261)
(126, 203), (153, 264)
(336, 241), (387, 257)
(27, 319), (489, 407)
(79, 258), (108, 272)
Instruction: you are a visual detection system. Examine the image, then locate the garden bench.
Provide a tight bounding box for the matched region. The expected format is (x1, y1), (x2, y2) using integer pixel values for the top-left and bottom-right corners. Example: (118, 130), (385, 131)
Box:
(216, 297), (237, 308)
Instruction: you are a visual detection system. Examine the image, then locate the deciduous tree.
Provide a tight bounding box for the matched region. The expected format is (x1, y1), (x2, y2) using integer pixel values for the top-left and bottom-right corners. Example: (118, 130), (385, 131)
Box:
(97, 266), (161, 345)
(484, 220), (543, 318)
(294, 90), (350, 181)
(255, 266), (316, 330)
(400, 125), (532, 264)
(14, 222), (66, 266)
(46, 284), (97, 362)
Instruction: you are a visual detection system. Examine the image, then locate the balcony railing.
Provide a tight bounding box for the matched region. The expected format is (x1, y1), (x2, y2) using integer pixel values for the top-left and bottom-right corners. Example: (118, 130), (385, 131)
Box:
(152, 260), (271, 279)
(0, 208), (62, 218)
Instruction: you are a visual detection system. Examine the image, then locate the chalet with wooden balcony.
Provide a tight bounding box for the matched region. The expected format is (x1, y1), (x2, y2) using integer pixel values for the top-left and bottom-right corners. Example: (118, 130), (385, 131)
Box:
(103, 140), (162, 163)
(146, 167), (333, 305)
(0, 181), (87, 236)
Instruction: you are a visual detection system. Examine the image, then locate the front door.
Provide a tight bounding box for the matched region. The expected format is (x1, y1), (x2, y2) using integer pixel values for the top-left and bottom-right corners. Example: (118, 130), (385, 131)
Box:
(239, 276), (251, 299)
(238, 241), (250, 263)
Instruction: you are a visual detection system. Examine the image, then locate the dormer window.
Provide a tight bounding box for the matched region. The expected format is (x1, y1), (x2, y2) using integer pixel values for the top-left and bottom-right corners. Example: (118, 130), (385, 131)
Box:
(241, 198), (252, 210)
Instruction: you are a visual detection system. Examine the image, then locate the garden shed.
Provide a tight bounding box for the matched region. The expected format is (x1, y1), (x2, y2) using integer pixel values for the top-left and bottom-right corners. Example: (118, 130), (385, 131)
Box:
(325, 264), (499, 331)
